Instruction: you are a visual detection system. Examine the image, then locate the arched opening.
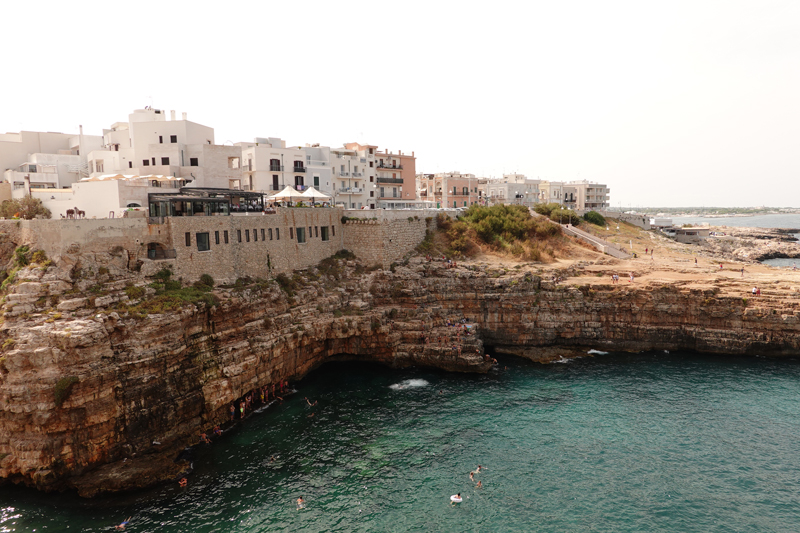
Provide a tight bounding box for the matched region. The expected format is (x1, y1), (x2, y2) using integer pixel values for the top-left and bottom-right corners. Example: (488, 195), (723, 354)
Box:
(147, 242), (174, 260)
(127, 202), (141, 208)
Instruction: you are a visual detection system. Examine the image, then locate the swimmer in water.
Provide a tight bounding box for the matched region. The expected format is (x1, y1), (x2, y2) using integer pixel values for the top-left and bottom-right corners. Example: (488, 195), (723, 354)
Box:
(115, 517), (131, 530)
(469, 471), (474, 482)
(179, 477), (187, 488)
(450, 493), (462, 504)
(305, 397), (317, 406)
(476, 481), (482, 488)
(297, 496), (305, 509)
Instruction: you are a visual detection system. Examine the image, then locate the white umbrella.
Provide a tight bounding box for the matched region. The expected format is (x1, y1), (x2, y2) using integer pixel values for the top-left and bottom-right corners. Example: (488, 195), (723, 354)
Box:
(267, 185), (306, 200)
(301, 187), (331, 201)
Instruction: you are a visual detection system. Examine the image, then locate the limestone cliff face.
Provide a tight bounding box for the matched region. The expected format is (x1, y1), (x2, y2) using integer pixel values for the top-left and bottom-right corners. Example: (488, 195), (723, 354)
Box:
(1, 260), (799, 496)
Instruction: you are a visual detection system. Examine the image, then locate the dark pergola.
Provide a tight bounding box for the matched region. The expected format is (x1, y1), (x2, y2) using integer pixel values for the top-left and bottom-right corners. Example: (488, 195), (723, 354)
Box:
(148, 187), (266, 217)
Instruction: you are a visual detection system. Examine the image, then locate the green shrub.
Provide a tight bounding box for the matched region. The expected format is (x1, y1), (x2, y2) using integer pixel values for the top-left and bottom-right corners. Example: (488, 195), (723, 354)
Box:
(125, 286), (146, 299)
(583, 211), (606, 226)
(549, 208), (581, 225)
(153, 267), (172, 282)
(14, 246), (29, 267)
(199, 274), (215, 288)
(54, 376), (79, 407)
(31, 250), (48, 264)
(533, 203), (561, 217)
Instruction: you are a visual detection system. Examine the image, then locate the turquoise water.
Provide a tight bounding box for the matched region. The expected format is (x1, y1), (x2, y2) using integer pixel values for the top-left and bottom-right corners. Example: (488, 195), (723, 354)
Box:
(4, 353), (800, 532)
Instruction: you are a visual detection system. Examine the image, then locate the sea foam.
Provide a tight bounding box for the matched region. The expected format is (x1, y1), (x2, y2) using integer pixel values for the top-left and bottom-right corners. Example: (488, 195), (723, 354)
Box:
(389, 379), (430, 390)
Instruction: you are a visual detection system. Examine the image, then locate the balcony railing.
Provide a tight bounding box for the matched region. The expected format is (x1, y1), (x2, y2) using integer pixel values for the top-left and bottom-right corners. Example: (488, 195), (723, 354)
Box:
(292, 167), (306, 173)
(270, 164), (283, 171)
(377, 163), (403, 170)
(352, 172), (363, 177)
(338, 171), (350, 177)
(337, 187), (363, 194)
(376, 177), (403, 184)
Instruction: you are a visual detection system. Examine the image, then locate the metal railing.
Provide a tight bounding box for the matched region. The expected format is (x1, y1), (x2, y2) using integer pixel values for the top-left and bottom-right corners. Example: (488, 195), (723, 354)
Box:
(292, 167), (306, 173)
(377, 163), (403, 170)
(376, 177), (403, 184)
(338, 171), (350, 177)
(338, 187), (363, 194)
(269, 164), (283, 171)
(352, 172), (363, 177)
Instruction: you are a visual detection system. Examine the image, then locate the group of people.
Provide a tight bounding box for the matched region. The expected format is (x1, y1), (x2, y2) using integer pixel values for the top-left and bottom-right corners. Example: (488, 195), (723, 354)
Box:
(609, 273), (634, 283)
(230, 380), (290, 421)
(451, 465), (486, 504)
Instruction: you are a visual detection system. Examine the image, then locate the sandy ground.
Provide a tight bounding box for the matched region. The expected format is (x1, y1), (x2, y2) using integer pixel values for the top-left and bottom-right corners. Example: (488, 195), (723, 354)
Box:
(457, 219), (800, 307)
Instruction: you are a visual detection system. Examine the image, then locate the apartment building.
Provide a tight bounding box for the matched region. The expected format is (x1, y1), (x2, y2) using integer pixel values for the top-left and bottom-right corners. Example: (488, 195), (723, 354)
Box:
(482, 174), (539, 207)
(568, 180), (610, 211)
(417, 172), (482, 208)
(373, 147), (416, 209)
(1, 129), (103, 191)
(238, 137), (331, 196)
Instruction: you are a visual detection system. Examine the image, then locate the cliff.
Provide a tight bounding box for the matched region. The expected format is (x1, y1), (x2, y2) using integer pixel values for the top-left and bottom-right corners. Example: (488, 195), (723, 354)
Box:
(1, 255), (799, 497)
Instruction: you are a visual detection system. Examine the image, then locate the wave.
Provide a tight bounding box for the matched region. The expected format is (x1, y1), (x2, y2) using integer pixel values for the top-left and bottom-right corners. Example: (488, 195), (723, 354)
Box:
(587, 349), (609, 355)
(389, 379), (430, 390)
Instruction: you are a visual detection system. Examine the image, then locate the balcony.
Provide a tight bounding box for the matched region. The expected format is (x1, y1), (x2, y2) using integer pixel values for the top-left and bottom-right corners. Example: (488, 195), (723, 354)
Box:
(377, 177), (403, 184)
(292, 167), (306, 173)
(337, 187), (363, 194)
(352, 172), (363, 177)
(339, 171), (350, 177)
(377, 163), (403, 170)
(269, 164), (283, 171)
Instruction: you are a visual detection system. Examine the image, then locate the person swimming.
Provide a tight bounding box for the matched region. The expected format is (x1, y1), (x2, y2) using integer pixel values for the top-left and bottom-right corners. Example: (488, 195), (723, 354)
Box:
(115, 517), (131, 530)
(179, 477), (188, 488)
(476, 481), (482, 488)
(469, 471), (474, 481)
(297, 496), (305, 509)
(450, 493), (462, 504)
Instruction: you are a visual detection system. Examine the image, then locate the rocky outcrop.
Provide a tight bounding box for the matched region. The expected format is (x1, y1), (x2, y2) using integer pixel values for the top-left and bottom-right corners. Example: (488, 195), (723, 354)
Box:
(700, 227), (800, 262)
(1, 256), (800, 497)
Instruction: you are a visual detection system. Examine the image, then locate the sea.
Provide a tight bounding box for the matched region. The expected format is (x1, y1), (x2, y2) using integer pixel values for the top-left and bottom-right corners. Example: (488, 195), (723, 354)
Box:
(3, 353), (800, 533)
(671, 213), (800, 268)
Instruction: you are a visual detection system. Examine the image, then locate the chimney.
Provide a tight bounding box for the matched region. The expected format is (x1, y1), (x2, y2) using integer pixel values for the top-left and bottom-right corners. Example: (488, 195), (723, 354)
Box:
(182, 112), (187, 120)
(170, 110), (176, 121)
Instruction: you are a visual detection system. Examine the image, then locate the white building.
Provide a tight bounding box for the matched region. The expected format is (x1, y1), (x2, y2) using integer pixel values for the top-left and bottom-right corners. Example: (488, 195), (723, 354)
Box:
(482, 174), (540, 207)
(86, 108), (242, 190)
(1, 129), (103, 191)
(238, 137), (327, 195)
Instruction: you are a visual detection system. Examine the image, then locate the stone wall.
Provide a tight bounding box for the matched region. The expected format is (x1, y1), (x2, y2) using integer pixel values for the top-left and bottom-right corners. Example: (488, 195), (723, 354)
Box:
(165, 209), (343, 283)
(343, 217), (428, 267)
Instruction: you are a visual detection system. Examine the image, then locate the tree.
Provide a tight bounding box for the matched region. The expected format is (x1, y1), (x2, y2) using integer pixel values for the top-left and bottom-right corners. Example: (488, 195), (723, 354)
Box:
(0, 197), (52, 220)
(583, 211), (606, 226)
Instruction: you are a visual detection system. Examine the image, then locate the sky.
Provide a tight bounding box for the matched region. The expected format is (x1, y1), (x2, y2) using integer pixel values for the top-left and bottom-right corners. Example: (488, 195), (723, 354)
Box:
(1, 0), (798, 208)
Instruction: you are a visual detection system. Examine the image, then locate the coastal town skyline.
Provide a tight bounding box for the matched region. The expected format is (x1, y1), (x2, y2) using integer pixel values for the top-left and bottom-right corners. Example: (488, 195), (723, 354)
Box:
(2, 0), (798, 208)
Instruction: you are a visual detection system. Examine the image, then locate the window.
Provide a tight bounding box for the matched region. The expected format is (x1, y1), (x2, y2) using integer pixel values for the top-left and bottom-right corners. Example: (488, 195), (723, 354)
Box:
(294, 176), (303, 187)
(151, 157), (156, 166)
(369, 161), (373, 167)
(314, 176), (319, 187)
(237, 229), (242, 243)
(159, 135), (163, 144)
(190, 157), (198, 166)
(245, 229), (250, 242)
(272, 175), (279, 190)
(321, 226), (329, 241)
(332, 226), (335, 237)
(253, 228), (257, 242)
(224, 230), (229, 244)
(276, 228), (280, 240)
(170, 135), (177, 143)
(370, 191), (374, 197)
(215, 231), (220, 245)
(161, 157), (169, 165)
(296, 227), (306, 243)
(197, 232), (210, 251)
(185, 232), (191, 246)
(228, 157), (240, 169)
(308, 226), (312, 238)
(261, 229), (265, 240)
(289, 227), (294, 239)
(314, 226), (319, 238)
(369, 148), (374, 155)
(128, 161), (132, 168)
(269, 228), (273, 240)
(143, 159), (150, 166)
(380, 187), (385, 197)
(370, 176), (374, 182)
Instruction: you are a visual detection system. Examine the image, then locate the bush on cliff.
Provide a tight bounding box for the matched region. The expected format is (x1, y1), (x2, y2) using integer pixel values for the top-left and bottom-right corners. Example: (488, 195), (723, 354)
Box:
(583, 211), (606, 226)
(54, 376), (79, 407)
(548, 208), (581, 225)
(0, 197), (51, 220)
(433, 204), (563, 261)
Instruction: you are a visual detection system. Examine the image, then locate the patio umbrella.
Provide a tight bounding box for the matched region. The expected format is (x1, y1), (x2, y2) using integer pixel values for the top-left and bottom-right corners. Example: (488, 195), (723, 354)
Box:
(267, 185), (306, 201)
(301, 187), (331, 202)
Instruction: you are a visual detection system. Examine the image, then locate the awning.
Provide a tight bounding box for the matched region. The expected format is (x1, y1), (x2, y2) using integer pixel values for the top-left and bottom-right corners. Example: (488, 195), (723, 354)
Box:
(301, 186), (331, 200)
(267, 186), (306, 200)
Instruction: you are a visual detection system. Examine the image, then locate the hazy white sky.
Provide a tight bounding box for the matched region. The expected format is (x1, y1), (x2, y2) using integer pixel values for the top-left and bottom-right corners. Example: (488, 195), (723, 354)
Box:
(2, 0), (798, 207)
